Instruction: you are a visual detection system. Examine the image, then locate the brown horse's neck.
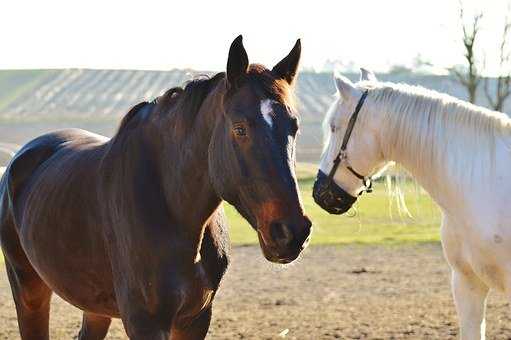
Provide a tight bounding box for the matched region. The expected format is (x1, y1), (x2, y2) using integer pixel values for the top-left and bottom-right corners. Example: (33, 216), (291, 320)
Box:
(155, 80), (226, 249)
(101, 78), (226, 261)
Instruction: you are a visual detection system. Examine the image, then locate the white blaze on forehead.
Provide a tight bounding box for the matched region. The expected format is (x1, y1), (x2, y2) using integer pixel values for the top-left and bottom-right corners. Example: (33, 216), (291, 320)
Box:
(260, 99), (275, 128)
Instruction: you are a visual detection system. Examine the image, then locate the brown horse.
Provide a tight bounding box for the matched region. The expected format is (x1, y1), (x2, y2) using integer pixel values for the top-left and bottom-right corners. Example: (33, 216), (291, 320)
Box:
(0, 36), (312, 339)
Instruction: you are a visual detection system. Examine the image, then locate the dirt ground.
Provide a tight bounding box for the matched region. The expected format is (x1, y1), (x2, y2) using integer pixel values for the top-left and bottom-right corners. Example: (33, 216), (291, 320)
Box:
(1, 244), (510, 339)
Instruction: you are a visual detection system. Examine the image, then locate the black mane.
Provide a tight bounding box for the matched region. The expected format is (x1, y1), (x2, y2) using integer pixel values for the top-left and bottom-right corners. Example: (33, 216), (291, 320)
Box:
(116, 73), (224, 134)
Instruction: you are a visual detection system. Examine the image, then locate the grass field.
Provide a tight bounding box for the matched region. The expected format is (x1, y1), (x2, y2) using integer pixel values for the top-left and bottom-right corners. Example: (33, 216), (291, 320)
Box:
(226, 163), (442, 245)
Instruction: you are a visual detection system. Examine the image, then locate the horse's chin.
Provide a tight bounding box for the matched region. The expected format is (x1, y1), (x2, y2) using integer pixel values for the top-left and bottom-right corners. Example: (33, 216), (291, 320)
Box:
(256, 231), (301, 264)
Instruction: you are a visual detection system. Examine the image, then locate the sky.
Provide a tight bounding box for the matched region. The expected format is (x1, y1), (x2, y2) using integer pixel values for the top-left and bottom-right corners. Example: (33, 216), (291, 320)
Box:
(1, 0), (509, 74)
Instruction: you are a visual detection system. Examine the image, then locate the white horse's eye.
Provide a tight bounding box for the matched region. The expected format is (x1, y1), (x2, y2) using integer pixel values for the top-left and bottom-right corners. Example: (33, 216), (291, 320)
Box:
(330, 125), (336, 133)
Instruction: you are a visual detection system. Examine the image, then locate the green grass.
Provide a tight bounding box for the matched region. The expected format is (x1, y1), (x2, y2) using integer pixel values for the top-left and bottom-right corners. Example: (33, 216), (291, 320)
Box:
(225, 163), (442, 245)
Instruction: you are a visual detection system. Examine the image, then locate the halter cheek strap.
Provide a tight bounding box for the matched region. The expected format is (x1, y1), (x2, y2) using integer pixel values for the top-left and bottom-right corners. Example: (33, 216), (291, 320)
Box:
(328, 90), (372, 195)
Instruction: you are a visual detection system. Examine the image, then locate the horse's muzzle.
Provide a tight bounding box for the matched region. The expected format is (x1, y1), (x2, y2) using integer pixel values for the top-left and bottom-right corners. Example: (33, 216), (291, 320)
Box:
(258, 215), (312, 264)
(312, 170), (357, 215)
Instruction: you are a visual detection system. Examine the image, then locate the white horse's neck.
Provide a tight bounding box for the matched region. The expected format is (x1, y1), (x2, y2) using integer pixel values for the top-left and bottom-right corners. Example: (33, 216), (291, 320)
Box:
(371, 84), (511, 213)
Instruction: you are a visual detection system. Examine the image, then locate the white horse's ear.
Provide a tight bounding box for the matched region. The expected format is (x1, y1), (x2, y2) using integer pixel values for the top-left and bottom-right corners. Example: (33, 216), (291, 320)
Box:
(360, 68), (377, 81)
(333, 71), (356, 98)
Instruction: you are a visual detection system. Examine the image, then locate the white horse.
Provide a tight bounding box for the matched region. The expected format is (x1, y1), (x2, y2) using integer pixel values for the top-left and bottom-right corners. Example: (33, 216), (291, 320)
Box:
(313, 69), (511, 340)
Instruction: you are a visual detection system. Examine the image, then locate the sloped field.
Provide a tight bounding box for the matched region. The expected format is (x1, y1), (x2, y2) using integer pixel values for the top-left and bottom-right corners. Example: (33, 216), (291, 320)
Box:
(0, 69), (336, 121)
(0, 69), (507, 163)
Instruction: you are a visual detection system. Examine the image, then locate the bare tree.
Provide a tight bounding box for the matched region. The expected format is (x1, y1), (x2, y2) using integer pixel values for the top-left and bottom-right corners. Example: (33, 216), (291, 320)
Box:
(452, 3), (483, 104)
(483, 12), (511, 112)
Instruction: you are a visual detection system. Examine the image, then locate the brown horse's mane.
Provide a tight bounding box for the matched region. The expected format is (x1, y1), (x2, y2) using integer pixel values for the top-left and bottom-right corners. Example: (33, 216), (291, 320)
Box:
(115, 65), (295, 137)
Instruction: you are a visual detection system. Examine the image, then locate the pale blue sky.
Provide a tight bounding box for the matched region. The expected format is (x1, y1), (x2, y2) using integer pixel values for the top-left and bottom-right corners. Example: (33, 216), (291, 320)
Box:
(1, 0), (508, 74)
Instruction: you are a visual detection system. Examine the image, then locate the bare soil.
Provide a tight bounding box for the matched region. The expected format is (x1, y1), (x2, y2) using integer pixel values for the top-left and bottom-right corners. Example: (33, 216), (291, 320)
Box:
(1, 244), (510, 339)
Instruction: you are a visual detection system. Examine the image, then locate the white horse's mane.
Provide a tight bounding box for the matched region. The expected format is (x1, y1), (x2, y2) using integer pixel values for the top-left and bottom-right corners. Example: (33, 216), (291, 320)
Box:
(372, 81), (511, 137)
(369, 82), (511, 185)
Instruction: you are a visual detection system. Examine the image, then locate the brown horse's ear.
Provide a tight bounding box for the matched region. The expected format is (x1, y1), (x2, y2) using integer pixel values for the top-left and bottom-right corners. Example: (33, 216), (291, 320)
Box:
(272, 39), (301, 85)
(226, 35), (249, 89)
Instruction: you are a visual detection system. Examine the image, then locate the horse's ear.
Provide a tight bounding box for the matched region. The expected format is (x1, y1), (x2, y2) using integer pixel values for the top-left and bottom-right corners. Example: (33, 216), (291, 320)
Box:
(334, 71), (357, 98)
(272, 39), (301, 85)
(360, 67), (377, 81)
(226, 35), (249, 89)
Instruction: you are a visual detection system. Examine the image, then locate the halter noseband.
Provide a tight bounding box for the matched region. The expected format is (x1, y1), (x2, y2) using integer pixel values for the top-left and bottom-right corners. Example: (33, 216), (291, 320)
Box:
(327, 89), (372, 195)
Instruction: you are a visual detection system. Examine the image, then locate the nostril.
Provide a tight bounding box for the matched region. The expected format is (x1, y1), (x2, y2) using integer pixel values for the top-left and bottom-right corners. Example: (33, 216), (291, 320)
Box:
(270, 222), (294, 247)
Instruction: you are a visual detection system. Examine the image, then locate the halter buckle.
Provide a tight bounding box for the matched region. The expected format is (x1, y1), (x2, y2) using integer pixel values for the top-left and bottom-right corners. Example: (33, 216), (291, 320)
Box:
(338, 150), (348, 161)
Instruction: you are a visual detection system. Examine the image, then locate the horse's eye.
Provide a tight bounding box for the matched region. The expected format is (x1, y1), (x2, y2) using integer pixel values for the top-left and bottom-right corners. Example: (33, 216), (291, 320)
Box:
(330, 125), (336, 133)
(233, 124), (247, 137)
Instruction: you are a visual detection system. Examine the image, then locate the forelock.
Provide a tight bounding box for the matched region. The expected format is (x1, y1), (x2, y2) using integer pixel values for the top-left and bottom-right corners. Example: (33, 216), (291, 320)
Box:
(246, 64), (297, 114)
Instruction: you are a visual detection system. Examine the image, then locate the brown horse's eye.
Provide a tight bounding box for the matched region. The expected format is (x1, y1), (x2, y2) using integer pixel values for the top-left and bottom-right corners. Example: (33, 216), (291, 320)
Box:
(233, 124), (247, 137)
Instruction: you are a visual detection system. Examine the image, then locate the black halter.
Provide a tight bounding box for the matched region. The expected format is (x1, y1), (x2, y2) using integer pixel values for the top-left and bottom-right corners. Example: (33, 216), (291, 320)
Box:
(312, 90), (372, 215)
(328, 89), (372, 195)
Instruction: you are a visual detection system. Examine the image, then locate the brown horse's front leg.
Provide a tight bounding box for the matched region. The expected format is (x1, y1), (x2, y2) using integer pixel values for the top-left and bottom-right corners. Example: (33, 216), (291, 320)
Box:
(125, 308), (213, 340)
(115, 293), (177, 340)
(115, 276), (215, 340)
(170, 307), (212, 340)
(111, 264), (193, 339)
(105, 222), (219, 339)
(117, 284), (214, 340)
(78, 312), (111, 340)
(123, 327), (170, 340)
